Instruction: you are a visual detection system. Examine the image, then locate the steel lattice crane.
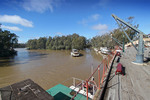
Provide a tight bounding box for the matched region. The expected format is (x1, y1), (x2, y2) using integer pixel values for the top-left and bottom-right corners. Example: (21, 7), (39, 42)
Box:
(112, 14), (147, 64)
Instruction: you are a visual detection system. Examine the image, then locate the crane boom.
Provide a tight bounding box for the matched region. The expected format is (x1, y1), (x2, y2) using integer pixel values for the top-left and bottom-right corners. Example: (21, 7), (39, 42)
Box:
(112, 14), (144, 64)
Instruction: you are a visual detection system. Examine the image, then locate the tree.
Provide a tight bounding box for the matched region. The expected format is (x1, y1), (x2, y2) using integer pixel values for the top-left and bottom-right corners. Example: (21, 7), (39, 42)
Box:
(46, 36), (52, 49)
(37, 37), (47, 49)
(27, 33), (88, 50)
(27, 39), (38, 49)
(0, 25), (18, 57)
(64, 37), (72, 50)
(72, 36), (86, 50)
(14, 43), (26, 48)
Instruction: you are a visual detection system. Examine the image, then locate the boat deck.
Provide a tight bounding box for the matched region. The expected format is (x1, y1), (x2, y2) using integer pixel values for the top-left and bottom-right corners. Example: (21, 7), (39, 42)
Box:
(0, 79), (53, 100)
(47, 84), (91, 100)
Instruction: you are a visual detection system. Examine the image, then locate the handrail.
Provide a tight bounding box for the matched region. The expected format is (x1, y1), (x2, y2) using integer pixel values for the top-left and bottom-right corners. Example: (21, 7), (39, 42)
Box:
(87, 64), (102, 82)
(71, 46), (120, 100)
(71, 85), (83, 100)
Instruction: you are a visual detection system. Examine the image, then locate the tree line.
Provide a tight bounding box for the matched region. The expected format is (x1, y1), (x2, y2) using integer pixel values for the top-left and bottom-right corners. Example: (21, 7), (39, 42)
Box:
(0, 25), (18, 57)
(14, 43), (26, 48)
(27, 17), (138, 50)
(27, 33), (87, 50)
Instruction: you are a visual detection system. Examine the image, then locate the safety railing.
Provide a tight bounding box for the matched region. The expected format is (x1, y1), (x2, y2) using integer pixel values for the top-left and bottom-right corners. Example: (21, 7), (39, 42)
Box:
(71, 46), (120, 100)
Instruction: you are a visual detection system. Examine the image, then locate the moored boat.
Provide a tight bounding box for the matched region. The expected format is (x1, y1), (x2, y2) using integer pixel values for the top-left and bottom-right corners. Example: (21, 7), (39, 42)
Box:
(100, 47), (110, 55)
(47, 77), (97, 100)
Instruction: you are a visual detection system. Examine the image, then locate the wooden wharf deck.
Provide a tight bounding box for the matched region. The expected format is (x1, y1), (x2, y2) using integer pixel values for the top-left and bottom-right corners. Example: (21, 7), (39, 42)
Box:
(104, 47), (150, 100)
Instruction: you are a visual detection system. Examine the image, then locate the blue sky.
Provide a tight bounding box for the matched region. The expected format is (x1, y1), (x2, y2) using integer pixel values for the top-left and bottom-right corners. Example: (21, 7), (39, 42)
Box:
(0, 0), (150, 43)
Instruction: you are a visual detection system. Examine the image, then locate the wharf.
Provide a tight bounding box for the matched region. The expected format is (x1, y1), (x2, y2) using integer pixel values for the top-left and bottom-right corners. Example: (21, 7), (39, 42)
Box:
(104, 47), (150, 100)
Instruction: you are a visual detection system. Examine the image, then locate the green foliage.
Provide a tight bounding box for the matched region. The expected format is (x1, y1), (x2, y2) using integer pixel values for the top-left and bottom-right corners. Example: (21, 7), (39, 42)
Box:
(27, 33), (87, 50)
(0, 25), (18, 57)
(46, 36), (53, 49)
(72, 36), (86, 50)
(27, 39), (38, 49)
(91, 34), (113, 48)
(14, 43), (26, 48)
(37, 37), (47, 49)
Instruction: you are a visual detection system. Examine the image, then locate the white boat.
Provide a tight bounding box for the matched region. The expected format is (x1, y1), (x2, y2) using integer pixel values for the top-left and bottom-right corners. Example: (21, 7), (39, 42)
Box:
(69, 77), (97, 99)
(47, 77), (97, 100)
(71, 49), (80, 57)
(100, 47), (110, 55)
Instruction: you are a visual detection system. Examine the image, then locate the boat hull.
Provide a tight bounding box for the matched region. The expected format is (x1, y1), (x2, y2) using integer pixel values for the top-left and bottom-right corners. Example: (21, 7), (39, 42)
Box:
(71, 52), (80, 57)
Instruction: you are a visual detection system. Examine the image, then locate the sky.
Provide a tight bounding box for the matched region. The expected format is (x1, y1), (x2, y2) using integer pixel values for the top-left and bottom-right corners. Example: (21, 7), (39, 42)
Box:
(0, 0), (150, 43)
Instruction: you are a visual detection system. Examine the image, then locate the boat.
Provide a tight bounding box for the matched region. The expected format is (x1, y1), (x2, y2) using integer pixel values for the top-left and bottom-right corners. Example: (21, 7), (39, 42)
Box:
(0, 65), (105, 100)
(100, 47), (110, 55)
(71, 49), (80, 57)
(47, 77), (97, 100)
(0, 78), (96, 100)
(0, 79), (54, 100)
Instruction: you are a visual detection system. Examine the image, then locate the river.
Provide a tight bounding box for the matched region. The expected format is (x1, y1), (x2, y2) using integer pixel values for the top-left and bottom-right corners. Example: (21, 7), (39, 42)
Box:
(0, 48), (103, 90)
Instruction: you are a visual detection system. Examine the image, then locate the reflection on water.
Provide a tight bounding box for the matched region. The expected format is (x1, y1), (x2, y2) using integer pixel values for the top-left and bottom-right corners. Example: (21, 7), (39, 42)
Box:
(0, 48), (102, 90)
(0, 48), (48, 67)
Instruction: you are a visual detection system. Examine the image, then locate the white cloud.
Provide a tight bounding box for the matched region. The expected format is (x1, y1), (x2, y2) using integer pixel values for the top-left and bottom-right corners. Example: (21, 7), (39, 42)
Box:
(0, 15), (33, 27)
(1, 25), (22, 31)
(55, 32), (63, 35)
(22, 0), (60, 13)
(91, 14), (100, 20)
(92, 24), (109, 35)
(78, 14), (100, 26)
(92, 24), (108, 30)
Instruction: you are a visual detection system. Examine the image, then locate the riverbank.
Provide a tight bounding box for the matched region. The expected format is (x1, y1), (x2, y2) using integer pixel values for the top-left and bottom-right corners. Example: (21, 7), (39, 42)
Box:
(104, 47), (150, 100)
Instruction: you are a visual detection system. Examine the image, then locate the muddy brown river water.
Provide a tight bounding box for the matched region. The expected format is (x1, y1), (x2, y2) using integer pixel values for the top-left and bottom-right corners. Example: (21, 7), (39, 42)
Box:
(0, 48), (102, 90)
